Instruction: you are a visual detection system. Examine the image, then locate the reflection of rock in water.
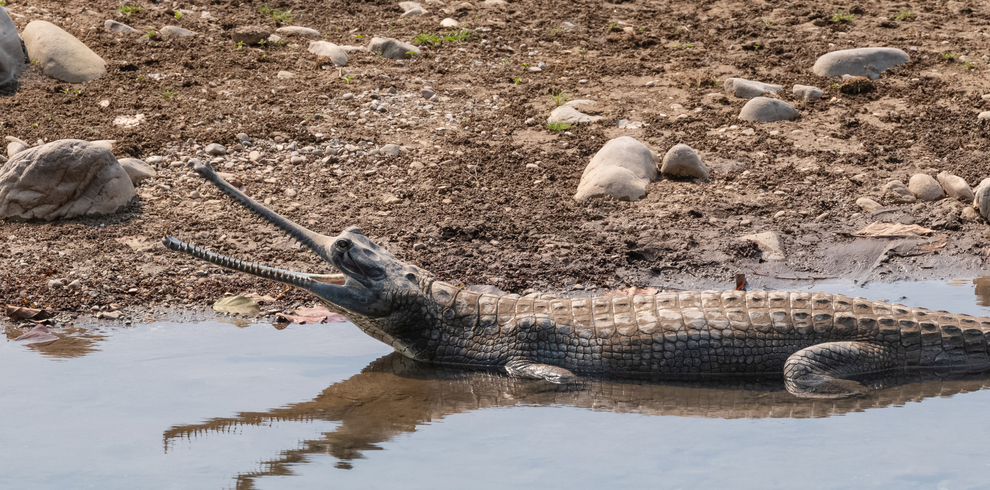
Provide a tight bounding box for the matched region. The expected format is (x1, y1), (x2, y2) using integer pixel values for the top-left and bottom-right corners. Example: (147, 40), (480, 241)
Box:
(5, 325), (104, 359)
(163, 353), (990, 489)
(973, 277), (990, 307)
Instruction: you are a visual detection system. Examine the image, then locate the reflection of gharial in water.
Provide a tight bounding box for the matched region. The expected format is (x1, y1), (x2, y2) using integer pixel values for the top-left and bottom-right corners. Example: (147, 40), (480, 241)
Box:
(163, 353), (990, 488)
(164, 161), (990, 397)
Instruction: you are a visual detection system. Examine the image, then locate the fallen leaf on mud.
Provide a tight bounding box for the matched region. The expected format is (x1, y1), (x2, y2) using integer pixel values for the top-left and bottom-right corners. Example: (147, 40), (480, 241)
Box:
(603, 286), (659, 296)
(854, 222), (935, 238)
(243, 292), (278, 303)
(212, 296), (262, 316)
(5, 306), (52, 322)
(276, 306), (347, 324)
(14, 325), (59, 345)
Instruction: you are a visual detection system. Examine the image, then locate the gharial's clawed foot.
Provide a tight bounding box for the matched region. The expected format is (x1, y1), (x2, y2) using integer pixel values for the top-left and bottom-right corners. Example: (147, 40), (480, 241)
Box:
(505, 360), (578, 384)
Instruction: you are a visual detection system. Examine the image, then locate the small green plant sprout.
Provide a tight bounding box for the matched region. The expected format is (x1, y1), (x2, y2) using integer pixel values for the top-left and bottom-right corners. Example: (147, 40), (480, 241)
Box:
(62, 88), (81, 96)
(964, 60), (975, 70)
(895, 9), (916, 21)
(173, 10), (184, 19)
(761, 18), (773, 27)
(521, 61), (530, 71)
(546, 121), (572, 131)
(500, 58), (510, 65)
(942, 52), (957, 60)
(580, 47), (587, 58)
(405, 50), (418, 58)
(0, 1), (6, 7)
(236, 41), (245, 50)
(831, 11), (854, 23)
(550, 91), (569, 106)
(341, 75), (354, 84)
(606, 21), (618, 32)
(161, 89), (176, 99)
(259, 4), (273, 14)
(413, 33), (441, 47)
(440, 29), (470, 43)
(355, 34), (365, 39)
(272, 9), (292, 24)
(513, 77), (522, 84)
(550, 27), (560, 36)
(119, 5), (142, 17)
(143, 30), (156, 39)
(258, 38), (266, 46)
(832, 82), (840, 88)
(31, 123), (38, 128)
(673, 42), (693, 49)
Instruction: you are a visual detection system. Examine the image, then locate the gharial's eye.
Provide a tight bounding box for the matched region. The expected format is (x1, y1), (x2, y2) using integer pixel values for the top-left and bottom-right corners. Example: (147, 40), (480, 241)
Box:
(405, 273), (417, 281)
(336, 238), (352, 250)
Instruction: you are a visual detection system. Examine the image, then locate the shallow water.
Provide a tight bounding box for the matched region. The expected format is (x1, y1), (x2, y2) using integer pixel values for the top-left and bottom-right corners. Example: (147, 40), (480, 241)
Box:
(4, 280), (990, 490)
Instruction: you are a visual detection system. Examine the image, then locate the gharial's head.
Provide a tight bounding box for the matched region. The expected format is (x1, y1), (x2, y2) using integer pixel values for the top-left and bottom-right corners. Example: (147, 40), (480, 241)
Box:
(163, 160), (430, 318)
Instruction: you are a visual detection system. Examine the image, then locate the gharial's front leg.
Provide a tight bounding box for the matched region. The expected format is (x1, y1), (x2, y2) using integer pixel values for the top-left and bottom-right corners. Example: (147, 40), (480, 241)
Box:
(502, 315), (577, 384)
(784, 341), (899, 398)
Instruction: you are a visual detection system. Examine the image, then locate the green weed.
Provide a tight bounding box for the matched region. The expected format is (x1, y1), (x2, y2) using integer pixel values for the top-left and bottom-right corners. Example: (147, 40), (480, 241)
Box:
(895, 9), (916, 21)
(161, 89), (177, 99)
(119, 5), (142, 16)
(831, 11), (854, 23)
(550, 91), (569, 106)
(546, 121), (572, 131)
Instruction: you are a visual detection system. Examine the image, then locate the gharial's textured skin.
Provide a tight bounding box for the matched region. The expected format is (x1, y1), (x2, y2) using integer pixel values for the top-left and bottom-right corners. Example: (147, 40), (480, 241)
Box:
(164, 161), (990, 397)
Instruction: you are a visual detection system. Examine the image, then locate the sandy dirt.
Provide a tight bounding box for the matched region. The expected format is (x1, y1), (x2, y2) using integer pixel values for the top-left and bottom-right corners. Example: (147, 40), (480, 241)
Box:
(3, 0), (990, 328)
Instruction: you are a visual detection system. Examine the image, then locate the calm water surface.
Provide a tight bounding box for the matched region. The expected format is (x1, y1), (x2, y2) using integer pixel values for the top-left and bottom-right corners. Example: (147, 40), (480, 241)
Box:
(4, 280), (990, 490)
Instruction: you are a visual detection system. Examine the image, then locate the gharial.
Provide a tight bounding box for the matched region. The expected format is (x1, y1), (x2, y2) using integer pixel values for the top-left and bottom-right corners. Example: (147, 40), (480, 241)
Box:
(164, 161), (990, 398)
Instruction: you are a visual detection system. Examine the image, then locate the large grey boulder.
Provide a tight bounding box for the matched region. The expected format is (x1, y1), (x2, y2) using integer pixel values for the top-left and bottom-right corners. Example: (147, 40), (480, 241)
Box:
(0, 140), (135, 221)
(660, 144), (709, 181)
(812, 48), (910, 79)
(575, 136), (657, 202)
(308, 41), (348, 66)
(368, 37), (420, 59)
(22, 21), (106, 83)
(0, 6), (26, 88)
(738, 97), (799, 122)
(723, 78), (782, 99)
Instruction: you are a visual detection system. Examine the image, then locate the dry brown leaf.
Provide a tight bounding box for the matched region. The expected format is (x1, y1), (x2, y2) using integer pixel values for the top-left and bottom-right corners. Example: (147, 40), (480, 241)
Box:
(276, 305), (348, 324)
(854, 222), (934, 238)
(5, 306), (52, 322)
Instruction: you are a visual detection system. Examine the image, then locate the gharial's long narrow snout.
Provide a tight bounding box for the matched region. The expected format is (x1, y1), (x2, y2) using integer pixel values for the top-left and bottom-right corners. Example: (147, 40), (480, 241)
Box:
(161, 160), (381, 315)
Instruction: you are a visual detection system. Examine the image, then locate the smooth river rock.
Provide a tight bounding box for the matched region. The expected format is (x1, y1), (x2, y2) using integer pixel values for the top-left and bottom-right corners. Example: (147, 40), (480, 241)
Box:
(117, 158), (157, 185)
(812, 47), (910, 79)
(974, 178), (990, 221)
(882, 180), (916, 204)
(738, 97), (799, 122)
(308, 41), (348, 66)
(22, 21), (106, 83)
(660, 144), (709, 181)
(368, 37), (420, 59)
(0, 140), (135, 221)
(548, 105), (602, 124)
(908, 174), (944, 201)
(936, 171), (974, 201)
(723, 78), (782, 99)
(276, 26), (321, 37)
(793, 84), (823, 101)
(575, 136), (657, 202)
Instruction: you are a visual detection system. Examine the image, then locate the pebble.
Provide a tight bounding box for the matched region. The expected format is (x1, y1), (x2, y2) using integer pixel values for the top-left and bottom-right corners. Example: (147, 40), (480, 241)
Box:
(793, 84), (823, 101)
(380, 144), (401, 156)
(660, 144), (709, 181)
(974, 178), (990, 220)
(856, 197), (883, 212)
(308, 41), (348, 66)
(441, 18), (459, 27)
(205, 143), (226, 156)
(937, 172), (974, 201)
(646, 81), (655, 87)
(104, 20), (139, 34)
(882, 180), (916, 204)
(277, 70), (294, 79)
(723, 78), (782, 99)
(236, 133), (250, 143)
(249, 150), (262, 162)
(290, 155), (306, 164)
(908, 174), (944, 201)
(276, 26), (321, 38)
(284, 188), (298, 198)
(422, 87), (436, 99)
(738, 97), (799, 122)
(368, 37), (420, 59)
(341, 93), (354, 100)
(978, 112), (990, 121)
(548, 105), (602, 124)
(160, 25), (197, 38)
